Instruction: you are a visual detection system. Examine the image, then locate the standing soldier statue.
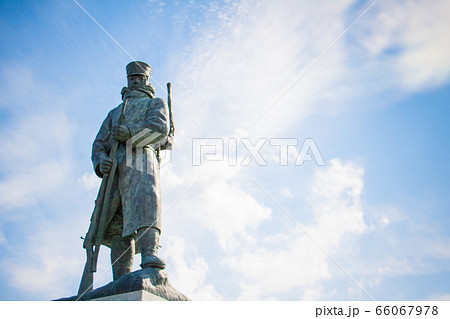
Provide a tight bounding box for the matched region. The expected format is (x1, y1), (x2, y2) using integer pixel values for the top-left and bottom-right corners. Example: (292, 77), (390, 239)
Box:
(78, 61), (174, 295)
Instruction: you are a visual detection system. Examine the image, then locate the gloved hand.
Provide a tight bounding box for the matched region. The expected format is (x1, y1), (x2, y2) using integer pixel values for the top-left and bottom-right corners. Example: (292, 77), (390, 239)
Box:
(112, 125), (131, 141)
(100, 157), (113, 175)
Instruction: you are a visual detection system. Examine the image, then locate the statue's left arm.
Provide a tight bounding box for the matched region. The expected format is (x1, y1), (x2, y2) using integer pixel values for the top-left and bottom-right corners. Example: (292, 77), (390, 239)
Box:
(127, 97), (170, 146)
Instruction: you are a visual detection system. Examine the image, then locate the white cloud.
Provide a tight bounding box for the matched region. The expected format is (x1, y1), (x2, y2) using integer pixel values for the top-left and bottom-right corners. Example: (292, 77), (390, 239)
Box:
(0, 231), (6, 246)
(78, 172), (101, 191)
(173, 0), (357, 136)
(223, 158), (367, 300)
(161, 162), (188, 189)
(302, 286), (324, 301)
(0, 219), (86, 298)
(333, 205), (450, 298)
(0, 110), (73, 209)
(165, 235), (223, 300)
(280, 188), (293, 198)
(307, 158), (367, 249)
(0, 204), (116, 299)
(187, 162), (272, 252)
(168, 0), (450, 148)
(359, 0), (450, 91)
(380, 217), (389, 227)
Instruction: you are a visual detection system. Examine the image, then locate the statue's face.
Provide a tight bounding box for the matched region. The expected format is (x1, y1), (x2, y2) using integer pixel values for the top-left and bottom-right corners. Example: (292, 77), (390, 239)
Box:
(127, 74), (149, 90)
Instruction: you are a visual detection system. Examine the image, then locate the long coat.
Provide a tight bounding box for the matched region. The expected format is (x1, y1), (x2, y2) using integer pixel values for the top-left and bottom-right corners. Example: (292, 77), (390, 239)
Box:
(92, 89), (169, 241)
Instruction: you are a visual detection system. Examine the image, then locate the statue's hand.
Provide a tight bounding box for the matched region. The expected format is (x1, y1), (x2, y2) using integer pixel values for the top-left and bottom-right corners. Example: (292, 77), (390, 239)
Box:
(112, 125), (130, 141)
(100, 157), (113, 175)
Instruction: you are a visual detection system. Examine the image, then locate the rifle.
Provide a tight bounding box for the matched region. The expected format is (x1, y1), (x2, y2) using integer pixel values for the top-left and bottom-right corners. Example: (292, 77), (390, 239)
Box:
(167, 82), (174, 142)
(78, 98), (128, 296)
(160, 82), (174, 151)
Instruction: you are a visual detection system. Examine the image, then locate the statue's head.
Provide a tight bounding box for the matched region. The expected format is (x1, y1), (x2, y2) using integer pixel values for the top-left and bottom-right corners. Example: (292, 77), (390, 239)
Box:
(126, 61), (151, 90)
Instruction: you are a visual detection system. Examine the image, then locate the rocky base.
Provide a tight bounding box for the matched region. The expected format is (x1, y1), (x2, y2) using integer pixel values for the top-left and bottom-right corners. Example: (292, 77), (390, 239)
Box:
(56, 267), (189, 301)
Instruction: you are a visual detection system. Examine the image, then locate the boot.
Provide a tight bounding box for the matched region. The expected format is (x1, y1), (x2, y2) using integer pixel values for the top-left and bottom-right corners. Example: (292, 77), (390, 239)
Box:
(137, 227), (166, 269)
(110, 235), (135, 281)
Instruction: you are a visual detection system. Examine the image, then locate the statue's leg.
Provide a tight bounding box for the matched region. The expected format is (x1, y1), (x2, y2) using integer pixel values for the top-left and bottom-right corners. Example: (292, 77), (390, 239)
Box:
(137, 227), (166, 269)
(110, 235), (135, 281)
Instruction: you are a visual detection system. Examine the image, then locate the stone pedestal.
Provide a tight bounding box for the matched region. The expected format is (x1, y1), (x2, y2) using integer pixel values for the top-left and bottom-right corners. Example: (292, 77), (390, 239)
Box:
(56, 268), (189, 301)
(91, 290), (167, 301)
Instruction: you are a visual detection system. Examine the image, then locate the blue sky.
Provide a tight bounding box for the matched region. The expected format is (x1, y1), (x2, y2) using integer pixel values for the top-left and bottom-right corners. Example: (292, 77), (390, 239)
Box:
(0, 0), (449, 301)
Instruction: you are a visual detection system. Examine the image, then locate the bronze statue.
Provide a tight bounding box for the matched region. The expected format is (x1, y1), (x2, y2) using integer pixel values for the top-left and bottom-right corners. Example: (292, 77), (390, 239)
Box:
(78, 61), (173, 295)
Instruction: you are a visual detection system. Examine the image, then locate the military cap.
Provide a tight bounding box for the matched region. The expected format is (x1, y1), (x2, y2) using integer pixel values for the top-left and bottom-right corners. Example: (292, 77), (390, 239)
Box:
(126, 61), (151, 77)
